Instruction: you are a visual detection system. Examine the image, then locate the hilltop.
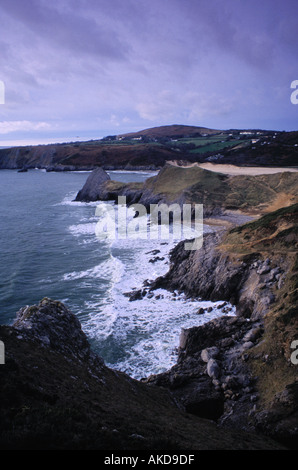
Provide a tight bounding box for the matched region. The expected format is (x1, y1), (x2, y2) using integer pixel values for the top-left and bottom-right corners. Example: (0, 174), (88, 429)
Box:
(117, 124), (220, 139)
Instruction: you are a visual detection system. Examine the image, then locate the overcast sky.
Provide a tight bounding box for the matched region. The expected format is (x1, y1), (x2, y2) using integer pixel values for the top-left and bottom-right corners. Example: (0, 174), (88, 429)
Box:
(0, 0), (297, 145)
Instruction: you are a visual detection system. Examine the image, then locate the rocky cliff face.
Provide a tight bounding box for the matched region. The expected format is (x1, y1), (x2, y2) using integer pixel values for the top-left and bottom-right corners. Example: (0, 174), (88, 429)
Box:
(74, 167), (145, 205)
(74, 167), (111, 202)
(0, 142), (177, 171)
(150, 230), (282, 320)
(0, 298), (283, 450)
(146, 204), (298, 449)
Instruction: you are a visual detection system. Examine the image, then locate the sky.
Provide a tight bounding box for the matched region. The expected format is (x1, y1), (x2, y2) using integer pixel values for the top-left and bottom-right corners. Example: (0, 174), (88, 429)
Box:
(0, 0), (297, 146)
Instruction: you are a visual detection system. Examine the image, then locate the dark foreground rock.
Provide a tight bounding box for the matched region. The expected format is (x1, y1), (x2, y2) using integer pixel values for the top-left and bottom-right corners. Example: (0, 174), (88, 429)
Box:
(0, 298), (284, 450)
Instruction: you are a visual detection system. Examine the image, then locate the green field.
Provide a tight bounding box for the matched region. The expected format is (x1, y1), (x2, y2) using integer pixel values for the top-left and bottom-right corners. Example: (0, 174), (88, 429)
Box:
(176, 135), (227, 145)
(189, 139), (248, 154)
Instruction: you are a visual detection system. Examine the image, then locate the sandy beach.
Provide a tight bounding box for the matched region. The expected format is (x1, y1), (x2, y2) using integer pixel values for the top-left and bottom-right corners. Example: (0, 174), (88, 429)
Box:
(197, 162), (298, 176)
(167, 160), (298, 175)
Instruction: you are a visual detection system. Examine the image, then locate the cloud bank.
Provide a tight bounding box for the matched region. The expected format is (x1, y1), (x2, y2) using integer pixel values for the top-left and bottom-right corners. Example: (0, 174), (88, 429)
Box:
(0, 0), (297, 144)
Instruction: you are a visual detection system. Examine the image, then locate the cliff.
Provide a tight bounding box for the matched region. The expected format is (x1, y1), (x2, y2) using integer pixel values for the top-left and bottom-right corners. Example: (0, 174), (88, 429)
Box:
(146, 204), (298, 448)
(74, 167), (111, 201)
(0, 142), (178, 171)
(0, 298), (283, 450)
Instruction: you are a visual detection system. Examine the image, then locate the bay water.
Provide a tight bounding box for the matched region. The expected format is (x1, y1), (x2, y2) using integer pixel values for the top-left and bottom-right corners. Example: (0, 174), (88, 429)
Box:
(0, 169), (234, 379)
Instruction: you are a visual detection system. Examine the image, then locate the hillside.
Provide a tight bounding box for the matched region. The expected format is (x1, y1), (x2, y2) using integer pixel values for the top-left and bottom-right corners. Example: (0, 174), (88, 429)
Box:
(0, 125), (297, 171)
(117, 124), (220, 139)
(221, 131), (298, 167)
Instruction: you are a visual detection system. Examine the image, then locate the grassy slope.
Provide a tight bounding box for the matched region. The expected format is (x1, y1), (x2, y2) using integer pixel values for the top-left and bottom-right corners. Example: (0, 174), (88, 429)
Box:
(143, 164), (227, 201)
(220, 204), (298, 404)
(141, 164), (298, 213)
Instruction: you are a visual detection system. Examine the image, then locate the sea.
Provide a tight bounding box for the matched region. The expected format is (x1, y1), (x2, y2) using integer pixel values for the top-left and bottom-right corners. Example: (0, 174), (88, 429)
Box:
(0, 169), (235, 379)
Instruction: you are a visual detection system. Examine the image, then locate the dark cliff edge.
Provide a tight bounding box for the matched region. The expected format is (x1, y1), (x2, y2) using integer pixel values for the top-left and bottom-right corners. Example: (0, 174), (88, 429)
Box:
(0, 298), (283, 450)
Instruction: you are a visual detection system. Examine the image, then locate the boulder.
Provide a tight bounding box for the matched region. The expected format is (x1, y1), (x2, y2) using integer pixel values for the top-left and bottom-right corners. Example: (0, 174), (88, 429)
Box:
(201, 346), (220, 363)
(13, 297), (96, 363)
(207, 359), (220, 379)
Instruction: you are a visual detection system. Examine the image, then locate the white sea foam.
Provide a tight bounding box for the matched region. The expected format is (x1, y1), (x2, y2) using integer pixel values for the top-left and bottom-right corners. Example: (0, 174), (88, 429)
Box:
(85, 284), (234, 379)
(65, 197), (234, 379)
(63, 255), (123, 282)
(68, 222), (97, 236)
(79, 219), (234, 378)
(58, 192), (99, 207)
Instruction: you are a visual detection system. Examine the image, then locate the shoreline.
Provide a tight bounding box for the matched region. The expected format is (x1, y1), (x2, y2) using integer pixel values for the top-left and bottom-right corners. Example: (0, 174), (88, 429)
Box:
(1, 162), (298, 176)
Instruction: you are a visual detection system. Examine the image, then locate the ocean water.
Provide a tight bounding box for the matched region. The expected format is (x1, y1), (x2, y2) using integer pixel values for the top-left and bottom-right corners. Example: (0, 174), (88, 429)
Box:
(0, 169), (235, 379)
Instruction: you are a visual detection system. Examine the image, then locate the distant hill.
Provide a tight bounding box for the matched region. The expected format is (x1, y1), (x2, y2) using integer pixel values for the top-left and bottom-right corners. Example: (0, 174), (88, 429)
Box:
(118, 124), (220, 139)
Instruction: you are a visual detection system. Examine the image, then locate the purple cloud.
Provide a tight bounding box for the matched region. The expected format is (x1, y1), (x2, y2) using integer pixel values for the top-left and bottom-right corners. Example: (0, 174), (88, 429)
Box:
(0, 0), (297, 145)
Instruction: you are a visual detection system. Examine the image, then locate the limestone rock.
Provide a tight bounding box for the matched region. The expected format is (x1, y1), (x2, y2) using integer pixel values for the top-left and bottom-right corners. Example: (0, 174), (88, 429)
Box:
(75, 167), (110, 202)
(201, 347), (220, 363)
(207, 359), (220, 379)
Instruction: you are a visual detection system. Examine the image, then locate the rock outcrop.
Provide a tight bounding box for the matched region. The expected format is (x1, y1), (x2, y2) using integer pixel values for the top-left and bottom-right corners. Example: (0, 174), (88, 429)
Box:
(74, 167), (111, 202)
(149, 230), (281, 319)
(0, 298), (284, 450)
(145, 315), (260, 425)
